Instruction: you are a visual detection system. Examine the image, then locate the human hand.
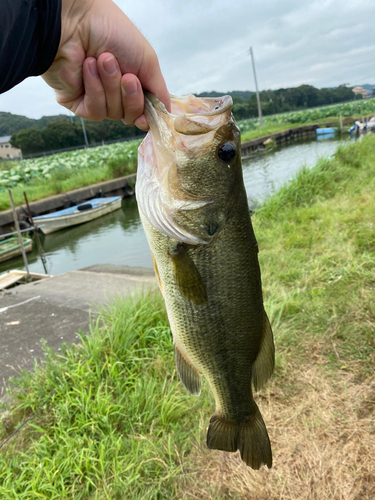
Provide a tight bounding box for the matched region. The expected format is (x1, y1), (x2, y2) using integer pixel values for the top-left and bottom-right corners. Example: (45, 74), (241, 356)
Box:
(42, 0), (170, 130)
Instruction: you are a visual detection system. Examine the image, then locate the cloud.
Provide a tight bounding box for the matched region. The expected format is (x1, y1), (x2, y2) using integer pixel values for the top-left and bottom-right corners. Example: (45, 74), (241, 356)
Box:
(1, 0), (374, 118)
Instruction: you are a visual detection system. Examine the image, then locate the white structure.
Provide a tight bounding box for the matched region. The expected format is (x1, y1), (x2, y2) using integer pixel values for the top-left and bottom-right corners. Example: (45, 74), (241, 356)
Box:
(33, 196), (122, 234)
(0, 136), (21, 159)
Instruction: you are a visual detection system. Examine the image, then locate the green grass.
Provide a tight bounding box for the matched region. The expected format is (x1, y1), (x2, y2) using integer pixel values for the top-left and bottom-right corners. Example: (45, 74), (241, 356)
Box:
(0, 160), (17, 171)
(1, 135), (375, 498)
(0, 114), (351, 211)
(0, 158), (137, 211)
(0, 140), (140, 211)
(0, 293), (210, 499)
(256, 134), (375, 379)
(240, 116), (348, 142)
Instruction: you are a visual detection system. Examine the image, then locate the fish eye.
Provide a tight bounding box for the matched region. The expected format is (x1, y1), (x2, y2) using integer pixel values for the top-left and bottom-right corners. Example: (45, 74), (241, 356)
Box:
(218, 142), (236, 162)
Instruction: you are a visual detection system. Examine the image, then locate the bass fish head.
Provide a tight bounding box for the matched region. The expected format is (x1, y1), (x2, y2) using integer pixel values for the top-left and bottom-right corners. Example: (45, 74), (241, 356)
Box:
(137, 92), (243, 245)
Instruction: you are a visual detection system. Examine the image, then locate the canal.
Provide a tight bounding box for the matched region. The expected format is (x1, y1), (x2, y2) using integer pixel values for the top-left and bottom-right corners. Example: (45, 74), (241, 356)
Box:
(0, 134), (353, 276)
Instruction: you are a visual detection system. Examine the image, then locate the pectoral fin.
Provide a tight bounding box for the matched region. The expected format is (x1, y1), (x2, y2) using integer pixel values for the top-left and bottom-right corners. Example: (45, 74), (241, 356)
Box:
(252, 311), (275, 391)
(169, 242), (207, 305)
(175, 346), (202, 396)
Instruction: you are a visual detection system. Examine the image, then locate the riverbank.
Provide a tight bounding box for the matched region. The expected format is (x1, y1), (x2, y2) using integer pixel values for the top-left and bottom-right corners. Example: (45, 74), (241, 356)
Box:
(1, 135), (374, 499)
(0, 116), (355, 213)
(0, 265), (155, 389)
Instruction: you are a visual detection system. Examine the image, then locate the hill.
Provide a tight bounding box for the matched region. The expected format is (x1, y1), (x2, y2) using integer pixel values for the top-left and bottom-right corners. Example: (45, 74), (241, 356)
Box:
(0, 112), (71, 136)
(360, 83), (375, 90)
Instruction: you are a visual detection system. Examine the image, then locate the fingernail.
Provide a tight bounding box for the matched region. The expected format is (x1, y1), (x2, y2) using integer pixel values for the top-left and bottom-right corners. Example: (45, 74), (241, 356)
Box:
(123, 79), (138, 96)
(103, 56), (117, 76)
(88, 59), (98, 78)
(135, 115), (149, 131)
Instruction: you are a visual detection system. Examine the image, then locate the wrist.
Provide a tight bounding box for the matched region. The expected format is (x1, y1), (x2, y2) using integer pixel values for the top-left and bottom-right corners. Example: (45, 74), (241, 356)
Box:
(60, 0), (93, 47)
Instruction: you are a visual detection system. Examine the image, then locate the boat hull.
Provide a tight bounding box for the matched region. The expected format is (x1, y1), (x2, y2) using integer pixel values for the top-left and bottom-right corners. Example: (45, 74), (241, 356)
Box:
(34, 197), (122, 234)
(0, 237), (33, 263)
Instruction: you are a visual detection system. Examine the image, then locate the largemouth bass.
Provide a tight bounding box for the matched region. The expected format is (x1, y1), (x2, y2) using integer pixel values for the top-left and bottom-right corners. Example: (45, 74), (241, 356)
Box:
(136, 92), (275, 469)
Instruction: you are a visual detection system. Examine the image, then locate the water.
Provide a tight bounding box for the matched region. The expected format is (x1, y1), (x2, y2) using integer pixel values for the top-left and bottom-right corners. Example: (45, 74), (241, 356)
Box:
(242, 135), (348, 205)
(0, 135), (351, 276)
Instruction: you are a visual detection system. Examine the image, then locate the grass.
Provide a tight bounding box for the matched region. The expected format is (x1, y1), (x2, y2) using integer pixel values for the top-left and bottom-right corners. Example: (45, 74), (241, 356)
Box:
(0, 157), (137, 211)
(240, 116), (349, 142)
(0, 293), (209, 499)
(1, 135), (375, 498)
(0, 160), (17, 171)
(0, 114), (352, 211)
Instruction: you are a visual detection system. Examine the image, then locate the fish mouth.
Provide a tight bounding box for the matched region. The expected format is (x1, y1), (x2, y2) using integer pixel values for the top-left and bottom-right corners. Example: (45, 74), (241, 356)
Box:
(137, 92), (236, 245)
(144, 92), (233, 136)
(144, 91), (233, 117)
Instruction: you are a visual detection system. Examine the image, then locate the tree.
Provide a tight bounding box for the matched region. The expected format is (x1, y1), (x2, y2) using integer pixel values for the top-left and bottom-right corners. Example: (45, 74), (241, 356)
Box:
(10, 128), (45, 154)
(41, 120), (82, 150)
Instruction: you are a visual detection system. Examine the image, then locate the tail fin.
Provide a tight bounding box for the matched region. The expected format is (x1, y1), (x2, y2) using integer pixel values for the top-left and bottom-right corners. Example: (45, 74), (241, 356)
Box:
(206, 405), (272, 469)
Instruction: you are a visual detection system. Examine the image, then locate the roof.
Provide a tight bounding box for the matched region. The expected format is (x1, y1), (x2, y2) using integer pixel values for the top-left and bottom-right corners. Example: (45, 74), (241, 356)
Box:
(0, 136), (11, 144)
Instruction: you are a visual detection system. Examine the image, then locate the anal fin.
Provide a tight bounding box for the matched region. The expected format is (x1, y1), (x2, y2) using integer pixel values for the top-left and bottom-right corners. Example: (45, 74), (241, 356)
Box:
(252, 310), (275, 391)
(175, 346), (202, 396)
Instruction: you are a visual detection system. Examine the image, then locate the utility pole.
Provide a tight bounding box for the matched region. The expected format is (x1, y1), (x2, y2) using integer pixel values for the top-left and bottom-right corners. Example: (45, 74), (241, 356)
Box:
(250, 47), (263, 126)
(80, 117), (89, 148)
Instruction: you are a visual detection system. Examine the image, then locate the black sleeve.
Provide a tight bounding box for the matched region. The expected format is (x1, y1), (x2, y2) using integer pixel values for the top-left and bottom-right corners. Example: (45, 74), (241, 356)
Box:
(0, 0), (62, 94)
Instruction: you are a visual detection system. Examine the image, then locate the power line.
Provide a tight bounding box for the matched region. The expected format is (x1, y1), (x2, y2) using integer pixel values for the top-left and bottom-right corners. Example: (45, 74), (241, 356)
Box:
(177, 50), (249, 94)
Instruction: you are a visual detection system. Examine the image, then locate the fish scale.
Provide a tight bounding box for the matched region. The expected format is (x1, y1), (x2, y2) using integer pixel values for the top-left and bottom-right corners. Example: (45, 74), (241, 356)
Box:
(137, 91), (275, 469)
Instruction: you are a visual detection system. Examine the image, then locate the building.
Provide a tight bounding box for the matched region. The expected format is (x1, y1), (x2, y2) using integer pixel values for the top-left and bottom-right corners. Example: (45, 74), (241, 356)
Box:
(352, 86), (374, 99)
(0, 135), (21, 159)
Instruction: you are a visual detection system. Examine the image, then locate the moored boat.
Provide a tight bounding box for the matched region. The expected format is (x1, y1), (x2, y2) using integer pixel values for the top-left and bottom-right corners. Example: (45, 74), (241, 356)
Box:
(33, 196), (122, 234)
(0, 236), (33, 263)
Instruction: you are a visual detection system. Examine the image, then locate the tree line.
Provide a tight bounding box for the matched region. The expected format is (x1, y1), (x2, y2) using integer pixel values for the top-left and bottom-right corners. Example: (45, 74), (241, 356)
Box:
(9, 118), (145, 155)
(5, 84), (362, 155)
(211, 84), (360, 120)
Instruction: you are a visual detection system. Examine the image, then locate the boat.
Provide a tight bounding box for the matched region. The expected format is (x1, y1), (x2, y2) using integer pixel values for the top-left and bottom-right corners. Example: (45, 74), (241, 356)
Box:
(33, 196), (122, 234)
(0, 236), (33, 263)
(316, 127), (336, 140)
(348, 116), (375, 134)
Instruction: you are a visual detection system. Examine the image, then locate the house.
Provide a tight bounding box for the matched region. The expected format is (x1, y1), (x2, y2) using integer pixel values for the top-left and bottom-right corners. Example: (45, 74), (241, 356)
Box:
(352, 86), (368, 98)
(0, 136), (21, 159)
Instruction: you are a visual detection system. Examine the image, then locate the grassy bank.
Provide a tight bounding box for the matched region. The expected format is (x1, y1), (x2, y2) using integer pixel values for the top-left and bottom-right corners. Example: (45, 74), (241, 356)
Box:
(0, 161), (136, 211)
(0, 140), (140, 211)
(1, 136), (375, 499)
(0, 115), (353, 211)
(240, 116), (344, 142)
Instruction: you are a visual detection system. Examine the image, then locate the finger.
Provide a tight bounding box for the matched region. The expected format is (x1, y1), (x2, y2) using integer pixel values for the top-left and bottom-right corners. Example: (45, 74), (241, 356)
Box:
(134, 114), (149, 132)
(139, 48), (171, 113)
(75, 57), (107, 121)
(97, 53), (123, 121)
(120, 74), (144, 126)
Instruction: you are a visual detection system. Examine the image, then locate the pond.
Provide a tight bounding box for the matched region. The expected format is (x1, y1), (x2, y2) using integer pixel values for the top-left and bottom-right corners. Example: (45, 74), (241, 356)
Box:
(0, 134), (353, 276)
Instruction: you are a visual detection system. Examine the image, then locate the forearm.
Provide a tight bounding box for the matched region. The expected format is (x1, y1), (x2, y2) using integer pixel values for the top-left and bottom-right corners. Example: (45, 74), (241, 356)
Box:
(0, 0), (62, 94)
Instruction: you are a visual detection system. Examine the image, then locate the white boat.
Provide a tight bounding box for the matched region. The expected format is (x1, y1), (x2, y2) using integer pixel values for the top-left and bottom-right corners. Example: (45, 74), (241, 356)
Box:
(348, 116), (375, 134)
(33, 196), (122, 234)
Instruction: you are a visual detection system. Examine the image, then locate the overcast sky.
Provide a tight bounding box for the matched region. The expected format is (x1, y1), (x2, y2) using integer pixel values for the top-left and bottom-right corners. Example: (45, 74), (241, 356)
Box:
(1, 0), (375, 119)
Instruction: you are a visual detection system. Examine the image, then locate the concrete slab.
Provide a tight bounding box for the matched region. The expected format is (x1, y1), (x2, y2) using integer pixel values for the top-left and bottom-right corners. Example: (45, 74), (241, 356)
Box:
(0, 265), (155, 395)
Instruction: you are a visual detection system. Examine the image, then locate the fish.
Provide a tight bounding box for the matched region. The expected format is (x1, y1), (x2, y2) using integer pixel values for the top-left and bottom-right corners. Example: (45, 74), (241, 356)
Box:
(136, 92), (275, 469)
